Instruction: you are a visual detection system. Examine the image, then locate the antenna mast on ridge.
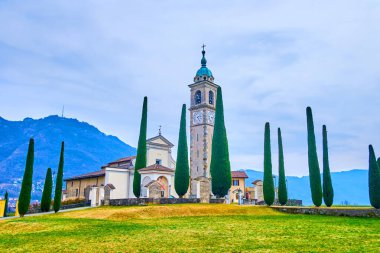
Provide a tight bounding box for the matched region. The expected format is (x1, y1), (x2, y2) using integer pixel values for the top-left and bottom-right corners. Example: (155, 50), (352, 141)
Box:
(61, 105), (65, 118)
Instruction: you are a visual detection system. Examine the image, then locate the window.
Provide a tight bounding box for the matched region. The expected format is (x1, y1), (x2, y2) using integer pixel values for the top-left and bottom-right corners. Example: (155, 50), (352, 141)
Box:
(232, 180), (239, 186)
(156, 159), (162, 165)
(209, 91), (214, 105)
(195, 90), (201, 104)
(75, 189), (79, 197)
(71, 181), (73, 187)
(161, 190), (165, 198)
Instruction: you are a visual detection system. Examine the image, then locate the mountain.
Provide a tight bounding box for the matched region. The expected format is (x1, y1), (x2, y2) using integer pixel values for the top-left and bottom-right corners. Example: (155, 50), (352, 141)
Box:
(242, 169), (369, 206)
(0, 115), (136, 199)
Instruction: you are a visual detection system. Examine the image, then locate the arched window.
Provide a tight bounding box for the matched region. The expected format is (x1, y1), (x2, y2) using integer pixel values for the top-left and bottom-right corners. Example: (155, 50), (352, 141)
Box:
(209, 90), (214, 105)
(195, 90), (201, 104)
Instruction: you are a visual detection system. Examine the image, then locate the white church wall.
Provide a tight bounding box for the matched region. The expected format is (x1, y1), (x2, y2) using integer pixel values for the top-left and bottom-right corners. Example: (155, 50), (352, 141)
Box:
(147, 147), (171, 167)
(105, 168), (129, 199)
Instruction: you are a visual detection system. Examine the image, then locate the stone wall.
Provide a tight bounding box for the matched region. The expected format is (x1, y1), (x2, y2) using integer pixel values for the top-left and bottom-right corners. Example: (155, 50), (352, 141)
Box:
(272, 206), (380, 217)
(210, 198), (225, 204)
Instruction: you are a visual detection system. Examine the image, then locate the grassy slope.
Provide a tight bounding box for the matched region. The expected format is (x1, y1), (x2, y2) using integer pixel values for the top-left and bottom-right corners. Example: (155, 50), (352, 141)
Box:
(0, 204), (380, 252)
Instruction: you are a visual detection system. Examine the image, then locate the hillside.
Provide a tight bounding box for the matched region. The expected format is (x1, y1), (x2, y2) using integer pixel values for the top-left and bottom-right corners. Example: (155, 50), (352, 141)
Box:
(0, 115), (136, 199)
(243, 169), (369, 205)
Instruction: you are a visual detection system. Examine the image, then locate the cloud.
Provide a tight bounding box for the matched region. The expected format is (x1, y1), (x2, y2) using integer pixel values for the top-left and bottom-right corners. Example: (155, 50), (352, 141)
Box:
(0, 0), (379, 176)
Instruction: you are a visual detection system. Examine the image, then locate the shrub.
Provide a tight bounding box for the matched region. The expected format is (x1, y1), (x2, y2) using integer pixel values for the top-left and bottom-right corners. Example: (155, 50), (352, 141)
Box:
(322, 125), (334, 207)
(133, 97), (148, 198)
(54, 142), (64, 213)
(306, 107), (322, 207)
(18, 138), (34, 217)
(263, 123), (274, 206)
(174, 104), (190, 197)
(210, 87), (232, 198)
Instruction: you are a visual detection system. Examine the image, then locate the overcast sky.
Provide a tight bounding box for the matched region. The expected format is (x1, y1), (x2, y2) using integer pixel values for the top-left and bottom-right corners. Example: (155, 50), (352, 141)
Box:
(1, 1), (379, 176)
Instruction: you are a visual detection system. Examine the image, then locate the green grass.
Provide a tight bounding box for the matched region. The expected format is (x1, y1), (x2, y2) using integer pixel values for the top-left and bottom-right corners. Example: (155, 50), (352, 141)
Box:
(1, 204), (380, 252)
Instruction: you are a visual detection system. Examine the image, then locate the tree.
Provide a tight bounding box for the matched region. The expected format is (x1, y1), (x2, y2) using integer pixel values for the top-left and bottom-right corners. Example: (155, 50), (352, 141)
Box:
(322, 125), (334, 207)
(174, 104), (190, 198)
(41, 168), (53, 212)
(3, 191), (8, 217)
(306, 107), (322, 207)
(133, 97), (148, 198)
(277, 128), (287, 206)
(263, 122), (274, 206)
(54, 142), (64, 213)
(210, 86), (232, 198)
(368, 145), (380, 209)
(18, 138), (34, 217)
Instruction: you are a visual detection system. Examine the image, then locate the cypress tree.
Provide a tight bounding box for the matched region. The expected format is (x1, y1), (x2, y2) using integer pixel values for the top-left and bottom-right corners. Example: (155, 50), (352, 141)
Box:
(54, 142), (64, 213)
(4, 191), (8, 217)
(174, 104), (190, 198)
(263, 123), (274, 206)
(368, 145), (380, 209)
(322, 125), (334, 207)
(18, 138), (34, 217)
(133, 97), (148, 198)
(277, 128), (287, 206)
(210, 86), (232, 198)
(306, 107), (322, 207)
(41, 168), (53, 212)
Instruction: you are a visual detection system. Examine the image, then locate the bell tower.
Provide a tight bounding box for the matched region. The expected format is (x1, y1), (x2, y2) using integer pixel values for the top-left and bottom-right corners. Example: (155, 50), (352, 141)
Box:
(189, 46), (219, 197)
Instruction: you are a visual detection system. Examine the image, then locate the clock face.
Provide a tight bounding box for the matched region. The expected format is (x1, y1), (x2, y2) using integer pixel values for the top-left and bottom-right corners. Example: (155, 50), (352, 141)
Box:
(207, 110), (215, 124)
(193, 111), (203, 124)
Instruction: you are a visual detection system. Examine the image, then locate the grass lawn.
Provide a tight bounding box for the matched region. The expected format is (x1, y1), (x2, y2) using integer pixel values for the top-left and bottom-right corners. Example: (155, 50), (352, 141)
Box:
(1, 204), (380, 252)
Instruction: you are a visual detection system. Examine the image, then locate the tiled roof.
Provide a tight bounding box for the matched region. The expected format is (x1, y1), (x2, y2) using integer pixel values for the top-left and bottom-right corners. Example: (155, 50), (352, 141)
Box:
(231, 171), (248, 178)
(102, 155), (136, 168)
(139, 164), (174, 173)
(64, 169), (105, 181)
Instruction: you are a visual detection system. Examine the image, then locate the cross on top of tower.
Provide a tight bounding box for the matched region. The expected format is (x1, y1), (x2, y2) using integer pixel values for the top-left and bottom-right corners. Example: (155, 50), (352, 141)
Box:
(158, 125), (162, 136)
(202, 44), (206, 51)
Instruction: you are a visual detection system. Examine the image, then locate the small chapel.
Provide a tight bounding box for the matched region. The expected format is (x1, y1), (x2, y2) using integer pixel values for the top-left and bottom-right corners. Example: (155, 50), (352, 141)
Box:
(64, 48), (260, 204)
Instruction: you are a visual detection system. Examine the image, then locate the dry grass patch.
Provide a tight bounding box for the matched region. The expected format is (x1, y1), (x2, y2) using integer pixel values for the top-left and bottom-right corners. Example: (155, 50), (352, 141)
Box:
(59, 204), (280, 221)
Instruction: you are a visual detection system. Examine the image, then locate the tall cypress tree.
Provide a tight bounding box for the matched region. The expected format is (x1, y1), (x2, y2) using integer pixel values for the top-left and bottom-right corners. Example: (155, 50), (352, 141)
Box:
(263, 123), (274, 206)
(277, 128), (287, 206)
(41, 168), (53, 212)
(174, 104), (190, 198)
(368, 145), (380, 209)
(306, 107), (322, 207)
(3, 191), (8, 217)
(322, 125), (334, 207)
(210, 86), (232, 198)
(133, 97), (148, 198)
(18, 138), (34, 217)
(54, 142), (64, 213)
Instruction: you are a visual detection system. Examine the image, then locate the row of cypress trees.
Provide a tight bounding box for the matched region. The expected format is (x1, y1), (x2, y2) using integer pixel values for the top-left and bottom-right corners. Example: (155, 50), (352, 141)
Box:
(17, 139), (64, 217)
(133, 86), (231, 198)
(306, 107), (334, 207)
(263, 123), (288, 206)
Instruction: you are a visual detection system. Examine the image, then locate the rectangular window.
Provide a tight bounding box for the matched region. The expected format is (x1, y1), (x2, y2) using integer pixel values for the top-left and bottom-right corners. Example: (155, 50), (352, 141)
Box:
(232, 180), (239, 186)
(71, 181), (73, 187)
(156, 159), (162, 165)
(75, 189), (79, 197)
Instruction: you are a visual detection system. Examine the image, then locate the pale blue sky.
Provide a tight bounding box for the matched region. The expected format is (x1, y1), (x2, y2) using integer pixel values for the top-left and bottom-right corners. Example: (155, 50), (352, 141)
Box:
(1, 1), (379, 176)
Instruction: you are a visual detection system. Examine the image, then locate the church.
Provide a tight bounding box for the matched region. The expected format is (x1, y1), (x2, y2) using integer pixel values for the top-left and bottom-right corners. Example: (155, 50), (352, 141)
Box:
(64, 48), (257, 204)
